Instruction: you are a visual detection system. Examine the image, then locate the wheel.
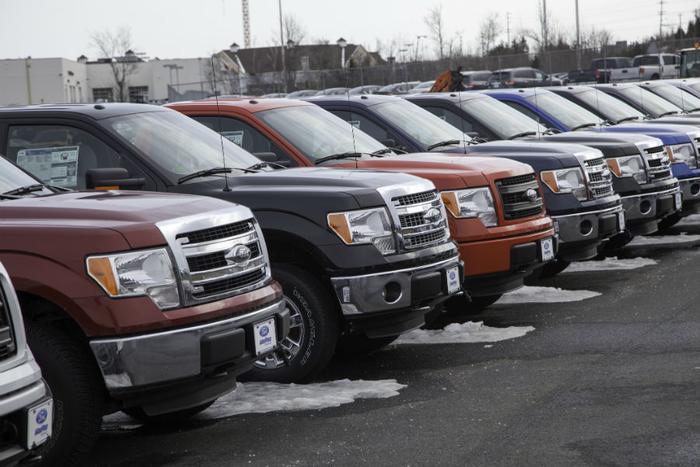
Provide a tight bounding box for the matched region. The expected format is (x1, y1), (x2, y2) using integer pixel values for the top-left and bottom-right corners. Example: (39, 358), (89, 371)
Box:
(26, 319), (106, 467)
(537, 259), (571, 278)
(245, 264), (340, 383)
(122, 401), (214, 424)
(657, 212), (682, 232)
(336, 334), (399, 356)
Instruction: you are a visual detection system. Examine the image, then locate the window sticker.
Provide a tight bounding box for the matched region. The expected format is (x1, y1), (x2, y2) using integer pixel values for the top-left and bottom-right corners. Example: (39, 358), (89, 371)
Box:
(16, 146), (79, 188)
(221, 130), (245, 146)
(348, 120), (361, 129)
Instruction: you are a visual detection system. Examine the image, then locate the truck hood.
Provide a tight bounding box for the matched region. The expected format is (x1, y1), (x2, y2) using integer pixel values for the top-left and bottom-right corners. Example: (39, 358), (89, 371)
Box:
(0, 190), (235, 249)
(601, 123), (694, 145)
(331, 153), (533, 190)
(537, 131), (664, 158)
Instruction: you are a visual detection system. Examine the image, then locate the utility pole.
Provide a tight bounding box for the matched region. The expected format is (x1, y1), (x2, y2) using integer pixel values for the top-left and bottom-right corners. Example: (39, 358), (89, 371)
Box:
(241, 0), (251, 48)
(506, 12), (511, 44)
(543, 0), (548, 50)
(575, 0), (581, 70)
(278, 0), (286, 92)
(658, 0), (664, 42)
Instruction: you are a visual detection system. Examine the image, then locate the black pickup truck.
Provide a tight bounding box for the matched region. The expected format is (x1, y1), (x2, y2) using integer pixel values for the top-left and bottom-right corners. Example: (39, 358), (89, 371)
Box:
(0, 104), (463, 383)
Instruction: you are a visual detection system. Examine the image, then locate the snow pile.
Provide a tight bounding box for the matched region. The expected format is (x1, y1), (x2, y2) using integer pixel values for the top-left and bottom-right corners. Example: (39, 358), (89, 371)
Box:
(105, 379), (405, 425)
(676, 214), (700, 227)
(395, 321), (534, 345)
(495, 286), (601, 305)
(627, 233), (700, 248)
(565, 257), (657, 272)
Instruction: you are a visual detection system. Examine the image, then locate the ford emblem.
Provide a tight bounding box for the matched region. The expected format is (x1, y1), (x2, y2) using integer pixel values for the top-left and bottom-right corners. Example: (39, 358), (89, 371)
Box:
(226, 244), (252, 266)
(423, 207), (442, 223)
(525, 188), (539, 202)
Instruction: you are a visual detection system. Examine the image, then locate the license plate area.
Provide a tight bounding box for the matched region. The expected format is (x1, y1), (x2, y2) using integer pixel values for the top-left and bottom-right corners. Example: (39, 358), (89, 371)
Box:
(253, 318), (277, 356)
(540, 237), (555, 262)
(618, 211), (626, 232)
(445, 266), (461, 294)
(675, 192), (683, 210)
(24, 398), (52, 450)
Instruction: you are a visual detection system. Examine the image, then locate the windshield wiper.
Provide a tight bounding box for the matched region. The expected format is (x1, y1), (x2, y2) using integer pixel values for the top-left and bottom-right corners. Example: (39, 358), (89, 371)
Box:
(508, 131), (537, 140)
(177, 167), (255, 185)
(314, 152), (364, 165)
(426, 139), (464, 151)
(370, 148), (394, 156)
(616, 116), (642, 124)
(658, 111), (680, 117)
(245, 161), (286, 171)
(570, 123), (598, 131)
(2, 184), (46, 196)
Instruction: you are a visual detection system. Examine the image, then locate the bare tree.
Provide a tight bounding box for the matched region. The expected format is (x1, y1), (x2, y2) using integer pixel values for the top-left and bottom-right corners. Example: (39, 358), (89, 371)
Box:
(522, 0), (556, 53)
(425, 4), (447, 60)
(478, 13), (502, 56)
(270, 14), (307, 46)
(581, 27), (614, 51)
(90, 27), (138, 102)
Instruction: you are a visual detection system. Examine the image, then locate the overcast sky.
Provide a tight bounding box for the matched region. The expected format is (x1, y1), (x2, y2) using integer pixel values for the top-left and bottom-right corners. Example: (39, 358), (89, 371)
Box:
(2, 0), (700, 60)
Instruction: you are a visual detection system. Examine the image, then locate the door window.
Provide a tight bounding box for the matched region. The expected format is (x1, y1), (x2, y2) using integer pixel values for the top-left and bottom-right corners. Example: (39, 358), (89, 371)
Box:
(5, 125), (148, 189)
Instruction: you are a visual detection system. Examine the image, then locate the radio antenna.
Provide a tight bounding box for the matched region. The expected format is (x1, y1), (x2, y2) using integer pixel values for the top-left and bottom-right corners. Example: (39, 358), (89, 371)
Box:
(210, 56), (231, 192)
(344, 65), (359, 168)
(455, 69), (468, 154)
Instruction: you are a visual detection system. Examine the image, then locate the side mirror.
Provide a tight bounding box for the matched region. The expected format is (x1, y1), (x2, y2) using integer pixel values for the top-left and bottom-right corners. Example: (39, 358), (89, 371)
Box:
(380, 138), (397, 148)
(86, 168), (145, 190)
(465, 132), (480, 138)
(253, 152), (291, 167)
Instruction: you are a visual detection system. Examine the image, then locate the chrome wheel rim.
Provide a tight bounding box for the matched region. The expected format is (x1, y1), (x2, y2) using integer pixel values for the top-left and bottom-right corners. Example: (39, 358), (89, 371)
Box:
(254, 296), (305, 370)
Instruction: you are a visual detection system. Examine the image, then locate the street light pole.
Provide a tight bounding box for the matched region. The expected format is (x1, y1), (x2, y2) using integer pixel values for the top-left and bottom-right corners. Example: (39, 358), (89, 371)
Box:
(337, 37), (348, 69)
(278, 0), (286, 92)
(575, 0), (582, 70)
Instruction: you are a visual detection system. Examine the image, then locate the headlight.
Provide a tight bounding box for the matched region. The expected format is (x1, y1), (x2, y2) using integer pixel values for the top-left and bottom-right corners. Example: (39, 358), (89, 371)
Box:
(607, 156), (647, 183)
(327, 207), (396, 254)
(540, 168), (588, 201)
(441, 187), (498, 227)
(87, 248), (180, 309)
(667, 144), (697, 168)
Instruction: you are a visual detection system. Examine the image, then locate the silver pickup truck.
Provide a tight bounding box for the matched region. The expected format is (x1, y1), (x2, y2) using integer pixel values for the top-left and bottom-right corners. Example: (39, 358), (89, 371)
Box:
(635, 54), (680, 80)
(0, 262), (52, 465)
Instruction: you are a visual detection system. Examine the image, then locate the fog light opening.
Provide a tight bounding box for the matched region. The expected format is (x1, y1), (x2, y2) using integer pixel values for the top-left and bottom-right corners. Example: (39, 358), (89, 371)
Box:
(383, 281), (402, 304)
(639, 200), (652, 215)
(579, 219), (594, 237)
(691, 183), (700, 196)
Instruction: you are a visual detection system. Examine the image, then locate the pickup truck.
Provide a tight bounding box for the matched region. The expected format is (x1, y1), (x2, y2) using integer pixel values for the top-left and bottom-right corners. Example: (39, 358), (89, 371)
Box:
(489, 68), (563, 88)
(568, 57), (636, 84)
(639, 81), (700, 113)
(0, 155), (289, 466)
(407, 92), (683, 236)
(594, 83), (697, 119)
(308, 94), (623, 272)
(168, 98), (556, 312)
(0, 262), (52, 465)
(0, 104), (461, 383)
(634, 54), (680, 80)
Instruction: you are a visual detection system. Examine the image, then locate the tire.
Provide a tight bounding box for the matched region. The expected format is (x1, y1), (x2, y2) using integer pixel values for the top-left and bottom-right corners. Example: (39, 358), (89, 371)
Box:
(244, 264), (340, 383)
(336, 334), (399, 356)
(122, 401), (214, 424)
(537, 259), (571, 278)
(26, 319), (105, 467)
(657, 212), (682, 232)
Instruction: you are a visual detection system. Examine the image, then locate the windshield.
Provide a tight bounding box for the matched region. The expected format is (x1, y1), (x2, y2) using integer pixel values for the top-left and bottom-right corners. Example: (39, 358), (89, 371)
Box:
(460, 96), (547, 138)
(256, 105), (386, 161)
(372, 99), (469, 149)
(524, 91), (603, 130)
(646, 84), (700, 112)
(573, 88), (646, 122)
(633, 56), (660, 66)
(100, 110), (261, 183)
(0, 158), (41, 193)
(615, 85), (682, 117)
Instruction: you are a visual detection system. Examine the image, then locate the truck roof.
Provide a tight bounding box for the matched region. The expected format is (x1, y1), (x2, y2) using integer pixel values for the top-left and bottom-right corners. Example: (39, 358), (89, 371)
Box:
(170, 98), (308, 114)
(0, 103), (166, 120)
(406, 92), (485, 103)
(305, 94), (400, 107)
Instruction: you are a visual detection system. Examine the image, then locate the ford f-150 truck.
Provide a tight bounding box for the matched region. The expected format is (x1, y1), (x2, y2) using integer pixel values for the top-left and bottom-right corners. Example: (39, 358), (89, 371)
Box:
(308, 94), (624, 272)
(169, 98), (556, 311)
(0, 155), (289, 466)
(407, 92), (684, 235)
(633, 54), (680, 80)
(0, 262), (52, 465)
(0, 104), (461, 383)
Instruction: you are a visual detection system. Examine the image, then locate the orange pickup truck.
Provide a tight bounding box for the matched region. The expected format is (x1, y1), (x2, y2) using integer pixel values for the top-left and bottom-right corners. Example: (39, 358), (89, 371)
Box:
(169, 99), (556, 311)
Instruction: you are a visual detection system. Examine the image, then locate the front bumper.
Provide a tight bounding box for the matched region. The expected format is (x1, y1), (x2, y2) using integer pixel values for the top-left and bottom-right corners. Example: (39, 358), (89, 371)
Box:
(552, 204), (625, 261)
(620, 185), (681, 233)
(679, 176), (700, 214)
(90, 298), (289, 395)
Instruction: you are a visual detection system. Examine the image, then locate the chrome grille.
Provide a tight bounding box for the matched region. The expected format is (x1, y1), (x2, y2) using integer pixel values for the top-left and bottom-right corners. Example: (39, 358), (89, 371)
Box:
(496, 173), (544, 220)
(176, 220), (254, 244)
(584, 158), (614, 199)
(644, 146), (673, 181)
(391, 190), (450, 250)
(187, 241), (261, 272)
(0, 286), (16, 362)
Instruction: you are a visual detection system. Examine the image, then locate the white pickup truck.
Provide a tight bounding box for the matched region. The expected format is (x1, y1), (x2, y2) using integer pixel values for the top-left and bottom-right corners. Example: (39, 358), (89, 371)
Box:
(634, 54), (680, 80)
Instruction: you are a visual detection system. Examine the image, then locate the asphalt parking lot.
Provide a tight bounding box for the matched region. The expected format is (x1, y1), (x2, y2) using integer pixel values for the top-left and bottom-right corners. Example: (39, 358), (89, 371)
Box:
(92, 221), (700, 467)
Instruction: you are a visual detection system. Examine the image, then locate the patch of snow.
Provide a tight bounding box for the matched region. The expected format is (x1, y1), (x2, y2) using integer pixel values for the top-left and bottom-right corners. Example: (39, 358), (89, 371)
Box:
(564, 257), (657, 272)
(394, 321), (534, 345)
(495, 286), (600, 305)
(627, 233), (700, 247)
(676, 214), (700, 227)
(104, 379), (405, 426)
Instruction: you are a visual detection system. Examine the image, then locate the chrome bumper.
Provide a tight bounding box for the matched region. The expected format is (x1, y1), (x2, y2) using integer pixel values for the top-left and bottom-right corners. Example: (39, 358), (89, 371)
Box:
(679, 176), (700, 202)
(0, 357), (47, 417)
(330, 255), (462, 316)
(621, 186), (681, 222)
(552, 204), (625, 245)
(90, 299), (288, 390)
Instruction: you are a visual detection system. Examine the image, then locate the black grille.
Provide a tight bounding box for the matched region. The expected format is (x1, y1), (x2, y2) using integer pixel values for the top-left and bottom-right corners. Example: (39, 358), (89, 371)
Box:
(592, 185), (614, 197)
(497, 173), (536, 186)
(648, 158), (664, 168)
(646, 146), (664, 154)
(393, 191), (437, 206)
(588, 172), (604, 183)
(651, 170), (672, 180)
(177, 221), (253, 244)
(0, 288), (16, 362)
(187, 242), (261, 272)
(399, 212), (427, 228)
(193, 269), (266, 298)
(404, 229), (447, 248)
(584, 158), (605, 167)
